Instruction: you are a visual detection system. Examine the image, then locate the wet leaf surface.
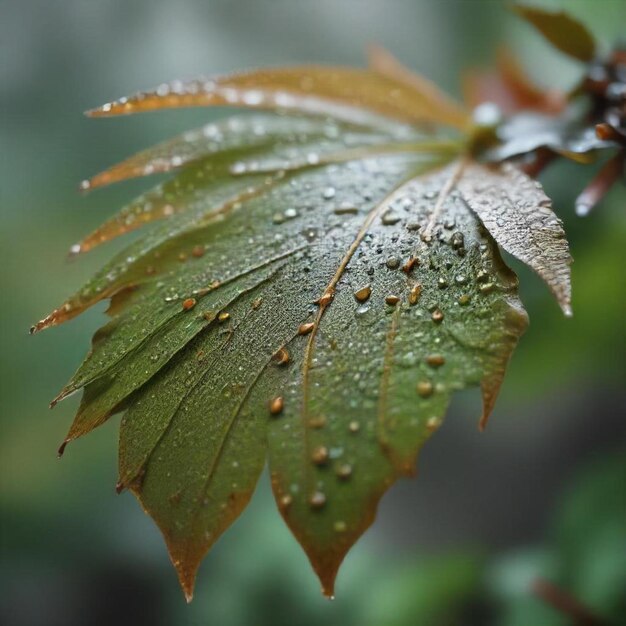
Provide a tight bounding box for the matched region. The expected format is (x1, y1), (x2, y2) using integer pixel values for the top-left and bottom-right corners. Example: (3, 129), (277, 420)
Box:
(485, 110), (615, 163)
(36, 53), (582, 600)
(85, 65), (470, 129)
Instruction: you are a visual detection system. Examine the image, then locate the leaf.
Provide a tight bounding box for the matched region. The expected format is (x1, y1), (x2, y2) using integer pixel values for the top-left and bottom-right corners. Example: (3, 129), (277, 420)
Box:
(512, 5), (597, 62)
(35, 59), (574, 601)
(84, 65), (469, 129)
(71, 114), (454, 256)
(457, 161), (572, 316)
(485, 110), (616, 163)
(463, 47), (566, 114)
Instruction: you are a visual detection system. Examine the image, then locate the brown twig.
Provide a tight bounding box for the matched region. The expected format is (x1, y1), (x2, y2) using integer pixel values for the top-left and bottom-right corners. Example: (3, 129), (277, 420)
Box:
(575, 152), (625, 216)
(532, 578), (609, 626)
(519, 147), (557, 178)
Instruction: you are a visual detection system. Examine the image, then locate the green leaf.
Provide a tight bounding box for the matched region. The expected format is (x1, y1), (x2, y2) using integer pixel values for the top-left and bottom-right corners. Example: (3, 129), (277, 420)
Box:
(512, 5), (597, 62)
(35, 62), (573, 601)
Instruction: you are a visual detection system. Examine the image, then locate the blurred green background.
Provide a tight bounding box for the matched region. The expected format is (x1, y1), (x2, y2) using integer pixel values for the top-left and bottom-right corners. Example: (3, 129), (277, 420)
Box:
(1, 1), (624, 625)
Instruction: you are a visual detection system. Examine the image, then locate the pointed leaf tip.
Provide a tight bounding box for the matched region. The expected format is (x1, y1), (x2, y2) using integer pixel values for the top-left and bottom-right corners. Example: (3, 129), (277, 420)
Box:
(57, 439), (69, 458)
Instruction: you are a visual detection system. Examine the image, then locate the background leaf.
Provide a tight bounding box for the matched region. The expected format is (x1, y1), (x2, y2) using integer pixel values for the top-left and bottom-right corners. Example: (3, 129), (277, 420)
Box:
(512, 5), (597, 62)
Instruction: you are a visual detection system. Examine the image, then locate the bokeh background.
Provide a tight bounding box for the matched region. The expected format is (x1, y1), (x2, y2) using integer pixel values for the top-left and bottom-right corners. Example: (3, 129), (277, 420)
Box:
(1, 1), (625, 625)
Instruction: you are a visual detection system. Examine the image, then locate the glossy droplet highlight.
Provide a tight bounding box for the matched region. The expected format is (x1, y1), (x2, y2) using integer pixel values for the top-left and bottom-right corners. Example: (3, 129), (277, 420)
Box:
(335, 464), (352, 480)
(309, 491), (327, 509)
(402, 257), (418, 273)
(426, 354), (445, 368)
(426, 416), (442, 431)
(273, 348), (290, 366)
(354, 286), (372, 302)
(408, 283), (422, 305)
(416, 381), (434, 398)
(279, 494), (293, 510)
(269, 396), (284, 415)
(334, 520), (347, 533)
(311, 446), (329, 465)
(317, 290), (334, 306)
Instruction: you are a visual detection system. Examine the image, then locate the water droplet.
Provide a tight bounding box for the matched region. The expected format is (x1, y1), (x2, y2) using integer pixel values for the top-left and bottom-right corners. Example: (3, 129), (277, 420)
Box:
(317, 290), (334, 307)
(335, 464), (352, 480)
(354, 286), (372, 302)
(309, 491), (327, 509)
(416, 381), (434, 398)
(334, 203), (358, 215)
(279, 494), (293, 509)
(450, 232), (465, 249)
(426, 416), (441, 431)
(322, 187), (336, 200)
(576, 201), (591, 217)
(437, 278), (448, 289)
(273, 348), (290, 366)
(386, 257), (400, 270)
(402, 257), (418, 273)
(311, 446), (329, 465)
(408, 283), (423, 305)
(269, 396), (284, 415)
(231, 161), (247, 175)
(382, 210), (401, 225)
(333, 520), (347, 533)
(425, 354), (445, 368)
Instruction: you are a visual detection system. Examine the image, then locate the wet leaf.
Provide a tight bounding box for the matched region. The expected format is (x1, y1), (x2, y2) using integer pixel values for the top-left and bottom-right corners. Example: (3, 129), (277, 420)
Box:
(36, 57), (578, 601)
(512, 5), (596, 63)
(85, 65), (470, 129)
(457, 161), (572, 316)
(485, 110), (616, 163)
